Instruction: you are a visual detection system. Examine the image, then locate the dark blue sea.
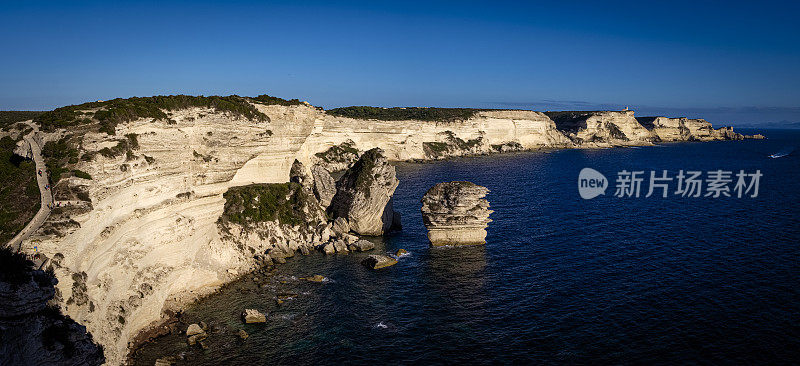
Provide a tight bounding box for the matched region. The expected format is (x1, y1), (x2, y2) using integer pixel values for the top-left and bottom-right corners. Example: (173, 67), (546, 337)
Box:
(134, 130), (800, 365)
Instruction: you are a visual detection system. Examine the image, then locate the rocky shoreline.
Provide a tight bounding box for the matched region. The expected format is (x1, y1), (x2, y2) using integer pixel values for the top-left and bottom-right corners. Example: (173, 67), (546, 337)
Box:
(127, 245), (406, 365)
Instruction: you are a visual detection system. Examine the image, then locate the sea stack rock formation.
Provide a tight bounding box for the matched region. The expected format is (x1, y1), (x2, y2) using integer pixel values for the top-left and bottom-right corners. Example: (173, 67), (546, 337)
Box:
(328, 148), (401, 236)
(421, 181), (493, 246)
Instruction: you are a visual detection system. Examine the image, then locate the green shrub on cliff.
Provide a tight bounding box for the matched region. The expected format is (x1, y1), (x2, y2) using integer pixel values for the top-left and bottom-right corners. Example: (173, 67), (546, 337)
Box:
(250, 94), (304, 106)
(124, 133), (139, 149)
(423, 131), (484, 158)
(314, 140), (359, 163)
(220, 182), (319, 227)
(326, 106), (481, 122)
(423, 142), (450, 157)
(41, 139), (80, 184)
(72, 169), (92, 180)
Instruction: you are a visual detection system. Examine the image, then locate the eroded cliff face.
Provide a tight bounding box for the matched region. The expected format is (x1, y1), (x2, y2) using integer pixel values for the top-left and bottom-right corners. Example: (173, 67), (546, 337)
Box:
(22, 106), (314, 365)
(635, 116), (740, 141)
(300, 110), (573, 163)
(546, 110), (660, 146)
(14, 102), (749, 364)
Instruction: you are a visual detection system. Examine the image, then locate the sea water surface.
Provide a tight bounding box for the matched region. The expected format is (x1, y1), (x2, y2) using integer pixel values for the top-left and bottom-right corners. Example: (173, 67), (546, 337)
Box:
(134, 130), (800, 365)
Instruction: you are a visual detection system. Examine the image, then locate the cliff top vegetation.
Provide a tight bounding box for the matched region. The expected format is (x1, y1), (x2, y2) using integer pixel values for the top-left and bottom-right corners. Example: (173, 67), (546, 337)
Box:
(29, 94), (303, 136)
(326, 106), (484, 122)
(0, 111), (45, 129)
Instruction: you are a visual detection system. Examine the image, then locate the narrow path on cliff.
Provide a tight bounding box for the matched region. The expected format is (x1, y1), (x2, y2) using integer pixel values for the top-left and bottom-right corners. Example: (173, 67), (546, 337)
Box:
(5, 125), (53, 252)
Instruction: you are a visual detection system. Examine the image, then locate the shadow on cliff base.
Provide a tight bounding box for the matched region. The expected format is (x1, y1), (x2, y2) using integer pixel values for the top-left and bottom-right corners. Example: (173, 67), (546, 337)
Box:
(0, 247), (105, 365)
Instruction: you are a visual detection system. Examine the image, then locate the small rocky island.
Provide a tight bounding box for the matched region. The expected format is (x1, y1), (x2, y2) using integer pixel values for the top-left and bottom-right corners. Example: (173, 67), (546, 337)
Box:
(421, 181), (493, 246)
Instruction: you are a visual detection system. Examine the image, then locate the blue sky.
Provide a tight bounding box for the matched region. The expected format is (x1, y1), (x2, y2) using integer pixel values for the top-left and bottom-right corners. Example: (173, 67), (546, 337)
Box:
(1, 0), (798, 126)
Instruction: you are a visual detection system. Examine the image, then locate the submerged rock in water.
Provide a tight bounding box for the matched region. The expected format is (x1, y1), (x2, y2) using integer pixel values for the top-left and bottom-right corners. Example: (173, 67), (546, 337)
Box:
(186, 323), (207, 345)
(238, 329), (249, 340)
(304, 275), (326, 282)
(155, 356), (177, 366)
(362, 255), (398, 270)
(421, 181), (493, 246)
(395, 248), (409, 257)
(328, 148), (401, 236)
(186, 323), (204, 336)
(242, 309), (266, 324)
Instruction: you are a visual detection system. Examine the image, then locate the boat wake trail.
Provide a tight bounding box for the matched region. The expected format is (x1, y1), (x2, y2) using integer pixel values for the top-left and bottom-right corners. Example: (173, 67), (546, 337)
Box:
(769, 147), (793, 158)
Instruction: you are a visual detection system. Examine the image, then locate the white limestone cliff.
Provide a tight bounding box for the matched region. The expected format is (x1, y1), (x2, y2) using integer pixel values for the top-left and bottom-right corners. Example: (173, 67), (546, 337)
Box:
(546, 110), (659, 146)
(636, 116), (746, 141)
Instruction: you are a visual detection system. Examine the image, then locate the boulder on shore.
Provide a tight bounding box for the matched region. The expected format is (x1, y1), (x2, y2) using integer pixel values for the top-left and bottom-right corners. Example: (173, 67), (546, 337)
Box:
(361, 255), (398, 270)
(421, 181), (493, 246)
(331, 217), (350, 237)
(242, 309), (266, 324)
(328, 148), (401, 236)
(349, 239), (375, 252)
(333, 240), (349, 254)
(321, 242), (336, 255)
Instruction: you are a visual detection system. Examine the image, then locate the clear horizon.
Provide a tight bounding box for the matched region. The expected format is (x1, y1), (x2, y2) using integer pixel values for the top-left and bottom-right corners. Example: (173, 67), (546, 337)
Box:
(1, 0), (798, 126)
